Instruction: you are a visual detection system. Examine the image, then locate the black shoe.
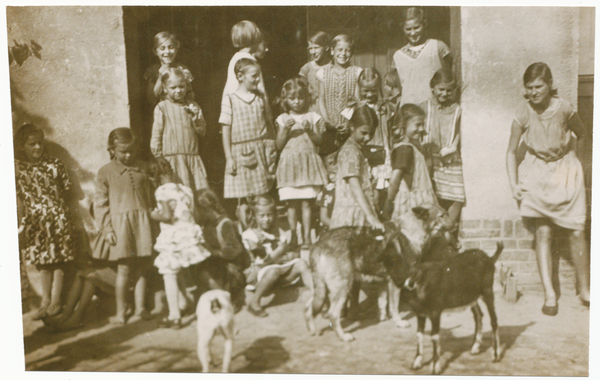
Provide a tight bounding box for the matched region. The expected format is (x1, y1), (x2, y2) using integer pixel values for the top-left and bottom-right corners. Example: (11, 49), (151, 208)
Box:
(542, 304), (558, 316)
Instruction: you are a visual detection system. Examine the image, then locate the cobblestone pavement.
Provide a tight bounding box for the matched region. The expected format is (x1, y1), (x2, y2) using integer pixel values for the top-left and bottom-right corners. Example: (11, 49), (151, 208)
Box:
(20, 284), (590, 377)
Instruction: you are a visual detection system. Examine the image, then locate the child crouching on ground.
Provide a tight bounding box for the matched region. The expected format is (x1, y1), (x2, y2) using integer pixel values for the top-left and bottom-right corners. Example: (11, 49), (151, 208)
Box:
(242, 195), (313, 318)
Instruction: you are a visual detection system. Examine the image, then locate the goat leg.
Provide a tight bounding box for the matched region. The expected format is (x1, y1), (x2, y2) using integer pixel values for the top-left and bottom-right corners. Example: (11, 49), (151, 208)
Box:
(430, 313), (443, 375)
(482, 291), (501, 362)
(412, 316), (426, 369)
(470, 302), (484, 355)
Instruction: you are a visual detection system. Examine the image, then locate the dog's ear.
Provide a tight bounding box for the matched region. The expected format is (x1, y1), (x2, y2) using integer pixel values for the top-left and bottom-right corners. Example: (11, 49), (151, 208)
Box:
(412, 206), (430, 220)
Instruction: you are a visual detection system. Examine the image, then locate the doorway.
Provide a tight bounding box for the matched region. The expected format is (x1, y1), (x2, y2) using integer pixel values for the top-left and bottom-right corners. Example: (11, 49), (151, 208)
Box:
(122, 6), (452, 194)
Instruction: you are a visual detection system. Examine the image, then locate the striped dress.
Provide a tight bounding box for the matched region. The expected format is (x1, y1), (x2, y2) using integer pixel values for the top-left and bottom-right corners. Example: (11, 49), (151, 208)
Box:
(420, 99), (466, 203)
(219, 92), (277, 199)
(151, 98), (208, 194)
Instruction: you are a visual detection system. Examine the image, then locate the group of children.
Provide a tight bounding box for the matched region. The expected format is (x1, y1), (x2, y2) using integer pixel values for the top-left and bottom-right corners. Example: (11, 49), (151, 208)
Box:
(15, 6), (588, 332)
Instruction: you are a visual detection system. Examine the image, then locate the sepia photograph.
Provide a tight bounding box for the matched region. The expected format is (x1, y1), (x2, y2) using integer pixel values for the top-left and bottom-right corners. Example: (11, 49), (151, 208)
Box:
(2, 2), (596, 377)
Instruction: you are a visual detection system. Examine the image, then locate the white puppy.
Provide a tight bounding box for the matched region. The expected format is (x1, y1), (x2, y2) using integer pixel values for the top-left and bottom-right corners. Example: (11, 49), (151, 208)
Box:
(196, 289), (234, 373)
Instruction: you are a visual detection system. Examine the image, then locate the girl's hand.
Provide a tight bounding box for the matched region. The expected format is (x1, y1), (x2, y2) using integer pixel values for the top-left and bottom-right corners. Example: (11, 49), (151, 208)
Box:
(368, 215), (385, 231)
(511, 184), (525, 201)
(158, 64), (170, 75)
(439, 146), (455, 157)
(226, 158), (237, 176)
(284, 118), (295, 131)
(302, 120), (311, 132)
(106, 232), (117, 246)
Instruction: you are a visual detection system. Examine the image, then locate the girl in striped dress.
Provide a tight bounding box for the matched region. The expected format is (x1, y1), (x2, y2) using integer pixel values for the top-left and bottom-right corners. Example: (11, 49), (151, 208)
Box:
(419, 69), (465, 226)
(151, 67), (208, 195)
(317, 34), (362, 157)
(220, 58), (277, 218)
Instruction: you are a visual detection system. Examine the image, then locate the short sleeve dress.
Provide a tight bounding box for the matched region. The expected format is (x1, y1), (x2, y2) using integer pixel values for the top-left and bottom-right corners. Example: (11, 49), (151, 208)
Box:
(219, 92), (278, 199)
(419, 98), (466, 203)
(393, 39), (450, 106)
(329, 138), (376, 228)
(16, 156), (76, 266)
(275, 112), (329, 200)
(150, 98), (208, 193)
(153, 183), (211, 274)
(515, 97), (586, 231)
(390, 142), (438, 221)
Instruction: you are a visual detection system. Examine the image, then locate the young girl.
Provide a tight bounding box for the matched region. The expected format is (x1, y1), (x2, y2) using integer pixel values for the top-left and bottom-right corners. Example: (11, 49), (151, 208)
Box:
(343, 68), (395, 212)
(150, 67), (208, 195)
(299, 31), (332, 113)
(382, 104), (438, 223)
(93, 128), (156, 324)
(14, 124), (77, 320)
(151, 159), (211, 329)
(221, 20), (268, 101)
(382, 69), (402, 108)
(144, 32), (194, 107)
(317, 34), (363, 157)
(506, 62), (590, 315)
(242, 195), (313, 317)
(419, 69), (465, 226)
(393, 7), (452, 106)
(329, 105), (384, 231)
(220, 58), (278, 223)
(275, 77), (328, 249)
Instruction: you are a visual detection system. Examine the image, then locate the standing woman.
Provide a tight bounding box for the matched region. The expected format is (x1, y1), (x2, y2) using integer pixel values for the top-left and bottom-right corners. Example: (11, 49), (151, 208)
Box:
(393, 7), (451, 106)
(506, 62), (590, 316)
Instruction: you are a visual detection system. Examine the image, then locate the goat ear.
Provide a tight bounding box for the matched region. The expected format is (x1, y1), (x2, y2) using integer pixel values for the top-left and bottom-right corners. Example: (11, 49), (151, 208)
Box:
(412, 206), (429, 220)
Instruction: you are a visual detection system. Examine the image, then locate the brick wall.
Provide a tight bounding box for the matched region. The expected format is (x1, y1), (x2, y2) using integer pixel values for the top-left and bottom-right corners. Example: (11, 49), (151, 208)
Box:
(460, 219), (578, 294)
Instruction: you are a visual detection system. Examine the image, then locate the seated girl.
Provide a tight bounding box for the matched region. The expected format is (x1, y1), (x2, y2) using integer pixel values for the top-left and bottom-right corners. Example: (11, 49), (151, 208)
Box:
(242, 195), (313, 318)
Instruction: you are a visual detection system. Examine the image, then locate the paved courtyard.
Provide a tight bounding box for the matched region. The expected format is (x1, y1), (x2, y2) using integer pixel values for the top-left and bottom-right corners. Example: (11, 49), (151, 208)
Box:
(20, 285), (590, 377)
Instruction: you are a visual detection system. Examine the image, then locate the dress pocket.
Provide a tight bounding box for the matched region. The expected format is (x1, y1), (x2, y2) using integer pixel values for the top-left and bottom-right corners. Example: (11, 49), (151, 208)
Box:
(239, 146), (258, 169)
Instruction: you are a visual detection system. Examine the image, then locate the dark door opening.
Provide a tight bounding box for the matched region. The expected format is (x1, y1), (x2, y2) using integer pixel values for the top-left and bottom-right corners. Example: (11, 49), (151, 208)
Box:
(123, 6), (452, 195)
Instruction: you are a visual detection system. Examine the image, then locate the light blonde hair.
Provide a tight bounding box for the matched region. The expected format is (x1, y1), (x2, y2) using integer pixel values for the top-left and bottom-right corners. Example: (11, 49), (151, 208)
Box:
(231, 20), (264, 49)
(331, 34), (354, 52)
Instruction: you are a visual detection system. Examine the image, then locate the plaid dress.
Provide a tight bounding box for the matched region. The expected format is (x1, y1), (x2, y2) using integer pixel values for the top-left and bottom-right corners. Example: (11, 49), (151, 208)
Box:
(220, 92), (277, 199)
(151, 98), (208, 194)
(330, 138), (376, 228)
(420, 99), (466, 203)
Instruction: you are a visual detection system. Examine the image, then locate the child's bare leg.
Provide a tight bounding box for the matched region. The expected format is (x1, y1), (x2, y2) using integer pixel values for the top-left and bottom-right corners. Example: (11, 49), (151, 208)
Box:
(301, 200), (312, 247)
(248, 267), (283, 317)
(568, 229), (590, 303)
(33, 268), (52, 319)
(287, 201), (299, 245)
(47, 267), (65, 317)
(284, 260), (313, 289)
(535, 220), (556, 307)
(112, 263), (130, 324)
(46, 273), (84, 324)
(55, 280), (96, 331)
(133, 272), (148, 317)
(163, 273), (181, 321)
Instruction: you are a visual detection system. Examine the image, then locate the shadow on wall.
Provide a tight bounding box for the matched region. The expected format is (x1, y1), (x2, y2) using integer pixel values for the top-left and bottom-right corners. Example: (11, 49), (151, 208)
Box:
(10, 40), (98, 311)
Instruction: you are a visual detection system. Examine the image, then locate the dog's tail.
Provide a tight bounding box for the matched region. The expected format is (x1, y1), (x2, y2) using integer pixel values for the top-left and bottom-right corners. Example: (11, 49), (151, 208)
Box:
(491, 241), (504, 263)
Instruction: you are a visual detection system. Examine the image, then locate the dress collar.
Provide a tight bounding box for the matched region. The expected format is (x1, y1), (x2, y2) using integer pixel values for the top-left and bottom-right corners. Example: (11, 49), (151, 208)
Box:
(113, 159), (144, 175)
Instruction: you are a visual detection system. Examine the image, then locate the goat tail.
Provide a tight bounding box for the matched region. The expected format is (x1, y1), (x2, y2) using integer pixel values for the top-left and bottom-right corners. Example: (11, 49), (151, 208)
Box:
(491, 241), (504, 263)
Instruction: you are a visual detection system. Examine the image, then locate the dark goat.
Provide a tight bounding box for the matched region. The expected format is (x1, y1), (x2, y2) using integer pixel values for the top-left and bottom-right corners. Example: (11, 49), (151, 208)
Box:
(397, 242), (504, 375)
